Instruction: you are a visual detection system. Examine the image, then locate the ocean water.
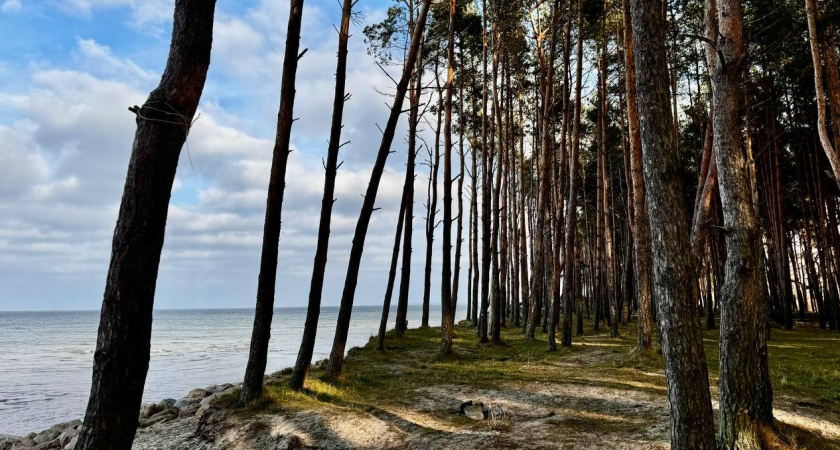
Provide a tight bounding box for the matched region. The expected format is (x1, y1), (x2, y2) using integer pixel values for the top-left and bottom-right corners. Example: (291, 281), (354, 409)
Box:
(0, 304), (444, 436)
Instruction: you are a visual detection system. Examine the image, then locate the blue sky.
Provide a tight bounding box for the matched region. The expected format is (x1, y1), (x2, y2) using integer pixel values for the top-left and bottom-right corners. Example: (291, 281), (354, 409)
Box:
(0, 0), (461, 311)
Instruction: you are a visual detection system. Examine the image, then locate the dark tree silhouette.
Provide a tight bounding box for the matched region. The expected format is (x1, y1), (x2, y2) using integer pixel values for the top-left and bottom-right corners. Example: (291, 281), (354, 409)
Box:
(76, 1), (217, 448)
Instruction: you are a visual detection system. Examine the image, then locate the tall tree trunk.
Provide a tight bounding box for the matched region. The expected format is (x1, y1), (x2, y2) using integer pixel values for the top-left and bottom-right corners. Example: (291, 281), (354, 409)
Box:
(440, 0), (457, 355)
(706, 0), (775, 446)
(241, 0), (305, 403)
(376, 180), (408, 350)
(395, 32), (424, 339)
(630, 0), (717, 447)
(805, 0), (840, 187)
(452, 43), (466, 326)
(76, 1), (216, 447)
(622, 0), (653, 352)
(290, 0), (354, 389)
(423, 72), (443, 329)
(479, 0), (491, 344)
(326, 0), (433, 378)
(562, 0), (584, 348)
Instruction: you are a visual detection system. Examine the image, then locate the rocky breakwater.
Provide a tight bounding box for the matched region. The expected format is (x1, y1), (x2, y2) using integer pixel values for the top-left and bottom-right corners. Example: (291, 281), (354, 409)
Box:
(0, 383), (240, 450)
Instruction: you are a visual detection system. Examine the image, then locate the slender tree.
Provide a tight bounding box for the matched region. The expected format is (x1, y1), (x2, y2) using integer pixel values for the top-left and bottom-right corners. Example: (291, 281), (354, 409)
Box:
(76, 1), (217, 447)
(241, 0), (306, 403)
(290, 0), (354, 390)
(805, 0), (840, 187)
(562, 0), (584, 348)
(326, 0), (433, 377)
(440, 0), (457, 355)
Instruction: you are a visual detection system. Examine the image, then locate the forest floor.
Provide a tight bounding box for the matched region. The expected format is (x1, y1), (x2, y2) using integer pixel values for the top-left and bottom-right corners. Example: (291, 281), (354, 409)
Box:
(135, 316), (840, 450)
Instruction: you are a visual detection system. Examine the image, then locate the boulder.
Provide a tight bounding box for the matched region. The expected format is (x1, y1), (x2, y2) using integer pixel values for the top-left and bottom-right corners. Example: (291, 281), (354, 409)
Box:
(204, 383), (232, 394)
(139, 402), (159, 418)
(173, 397), (199, 409)
(57, 426), (80, 446)
(138, 408), (177, 428)
(0, 436), (21, 450)
(463, 405), (485, 421)
(32, 429), (60, 445)
(187, 388), (210, 399)
(157, 398), (176, 409)
(178, 402), (201, 417)
(63, 437), (78, 450)
(199, 393), (218, 406)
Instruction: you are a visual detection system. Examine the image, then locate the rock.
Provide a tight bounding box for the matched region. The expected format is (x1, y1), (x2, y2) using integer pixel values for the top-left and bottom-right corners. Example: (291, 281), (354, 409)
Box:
(173, 397), (199, 409)
(139, 402), (159, 418)
(0, 436), (20, 450)
(199, 393), (218, 406)
(463, 405), (485, 421)
(63, 437), (78, 450)
(31, 438), (62, 450)
(19, 437), (37, 447)
(178, 402), (201, 417)
(158, 398), (176, 408)
(138, 408), (177, 428)
(187, 388), (210, 399)
(33, 429), (60, 445)
(194, 404), (215, 419)
(57, 427), (79, 447)
(204, 383), (232, 394)
(458, 400), (473, 414)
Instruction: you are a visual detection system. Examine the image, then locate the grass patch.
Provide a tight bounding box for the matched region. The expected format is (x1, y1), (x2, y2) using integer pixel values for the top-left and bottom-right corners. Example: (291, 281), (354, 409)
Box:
(225, 315), (840, 445)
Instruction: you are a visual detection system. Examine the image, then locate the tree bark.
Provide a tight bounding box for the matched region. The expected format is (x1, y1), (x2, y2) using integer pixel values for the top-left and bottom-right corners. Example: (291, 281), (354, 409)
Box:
(376, 178), (408, 350)
(562, 0), (584, 348)
(241, 0), (306, 403)
(440, 0), (456, 355)
(805, 0), (840, 187)
(76, 1), (216, 448)
(396, 27), (424, 339)
(325, 0), (433, 378)
(706, 0), (775, 446)
(630, 0), (717, 447)
(622, 0), (653, 352)
(290, 0), (353, 389)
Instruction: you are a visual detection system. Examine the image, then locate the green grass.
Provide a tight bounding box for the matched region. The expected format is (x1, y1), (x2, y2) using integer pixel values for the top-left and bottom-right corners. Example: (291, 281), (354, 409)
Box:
(220, 316), (840, 447)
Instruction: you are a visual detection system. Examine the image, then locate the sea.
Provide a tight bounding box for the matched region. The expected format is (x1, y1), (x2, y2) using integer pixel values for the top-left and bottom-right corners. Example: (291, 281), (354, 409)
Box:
(0, 304), (446, 436)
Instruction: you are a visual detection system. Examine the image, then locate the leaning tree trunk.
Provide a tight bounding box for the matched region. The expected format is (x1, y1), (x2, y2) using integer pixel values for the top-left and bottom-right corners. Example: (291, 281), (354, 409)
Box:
(241, 0), (306, 403)
(290, 0), (354, 389)
(630, 0), (717, 448)
(440, 0), (456, 356)
(76, 1), (216, 448)
(706, 0), (775, 446)
(326, 0), (433, 378)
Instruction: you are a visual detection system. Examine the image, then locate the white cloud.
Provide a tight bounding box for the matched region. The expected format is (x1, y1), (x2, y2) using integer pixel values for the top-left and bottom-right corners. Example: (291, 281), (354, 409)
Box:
(73, 38), (157, 84)
(58, 0), (172, 30)
(0, 1), (462, 310)
(2, 0), (22, 13)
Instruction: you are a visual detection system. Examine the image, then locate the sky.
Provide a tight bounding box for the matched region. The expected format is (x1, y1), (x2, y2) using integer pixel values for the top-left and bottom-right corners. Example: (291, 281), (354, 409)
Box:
(0, 0), (460, 311)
